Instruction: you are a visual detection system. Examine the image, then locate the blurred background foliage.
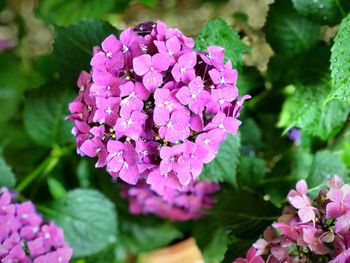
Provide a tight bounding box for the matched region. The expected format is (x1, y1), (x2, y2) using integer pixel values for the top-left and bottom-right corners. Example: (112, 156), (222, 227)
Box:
(1, 0), (350, 262)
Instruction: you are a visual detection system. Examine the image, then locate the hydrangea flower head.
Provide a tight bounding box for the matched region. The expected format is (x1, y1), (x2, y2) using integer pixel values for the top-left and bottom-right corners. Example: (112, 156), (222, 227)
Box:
(68, 21), (248, 194)
(233, 176), (350, 263)
(120, 180), (220, 221)
(0, 188), (72, 263)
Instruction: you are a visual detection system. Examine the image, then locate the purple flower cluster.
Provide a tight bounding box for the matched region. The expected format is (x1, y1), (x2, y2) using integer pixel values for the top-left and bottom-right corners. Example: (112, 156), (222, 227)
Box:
(0, 189), (72, 263)
(233, 176), (350, 263)
(120, 180), (220, 221)
(68, 21), (248, 196)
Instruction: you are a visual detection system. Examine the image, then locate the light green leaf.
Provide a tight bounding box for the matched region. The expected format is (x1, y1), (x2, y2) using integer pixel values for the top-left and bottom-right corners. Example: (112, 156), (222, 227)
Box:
(307, 150), (348, 189)
(0, 153), (16, 188)
(43, 189), (118, 258)
(292, 0), (346, 24)
(47, 177), (66, 200)
(200, 135), (241, 187)
(54, 19), (119, 86)
(278, 83), (349, 140)
(265, 1), (320, 58)
(38, 0), (117, 26)
(23, 85), (74, 148)
(195, 19), (249, 70)
(329, 15), (350, 104)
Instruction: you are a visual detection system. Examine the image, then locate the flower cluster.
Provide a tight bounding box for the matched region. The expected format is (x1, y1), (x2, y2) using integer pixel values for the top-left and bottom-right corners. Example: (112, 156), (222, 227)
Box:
(68, 20), (248, 198)
(120, 180), (220, 221)
(0, 188), (72, 263)
(233, 176), (350, 263)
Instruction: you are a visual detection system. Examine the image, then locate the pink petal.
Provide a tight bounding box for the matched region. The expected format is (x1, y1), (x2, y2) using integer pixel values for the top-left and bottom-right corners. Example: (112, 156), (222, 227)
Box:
(152, 53), (170, 72)
(175, 86), (191, 105)
(298, 207), (315, 223)
(296, 180), (308, 195)
(178, 51), (196, 68)
(120, 165), (139, 185)
(143, 71), (163, 92)
(133, 54), (151, 76)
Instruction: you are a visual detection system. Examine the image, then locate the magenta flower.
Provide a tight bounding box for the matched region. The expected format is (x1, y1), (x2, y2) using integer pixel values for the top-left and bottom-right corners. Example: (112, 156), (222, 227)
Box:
(175, 76), (211, 114)
(133, 53), (170, 92)
(90, 34), (124, 72)
(233, 176), (350, 263)
(171, 51), (197, 83)
(233, 247), (264, 263)
(121, 180), (220, 221)
(68, 21), (249, 213)
(0, 189), (72, 263)
(106, 141), (139, 184)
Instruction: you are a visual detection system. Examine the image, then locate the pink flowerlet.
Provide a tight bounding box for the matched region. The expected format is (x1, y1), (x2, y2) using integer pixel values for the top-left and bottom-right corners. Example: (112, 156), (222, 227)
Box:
(302, 227), (329, 255)
(159, 109), (191, 143)
(326, 187), (350, 219)
(153, 88), (182, 126)
(147, 169), (181, 196)
(90, 34), (124, 73)
(233, 247), (264, 263)
(329, 249), (350, 263)
(196, 129), (225, 163)
(204, 111), (241, 136)
(133, 53), (170, 92)
(335, 211), (350, 234)
(327, 175), (345, 189)
(115, 109), (148, 140)
(200, 46), (225, 67)
(177, 141), (208, 180)
(209, 60), (238, 89)
(135, 140), (159, 166)
(171, 51), (197, 83)
(175, 76), (211, 114)
(287, 180), (316, 223)
(106, 141), (139, 184)
(207, 87), (238, 114)
(90, 74), (120, 98)
(154, 36), (181, 65)
(119, 28), (144, 67)
(93, 97), (120, 126)
(76, 71), (91, 98)
(119, 81), (148, 116)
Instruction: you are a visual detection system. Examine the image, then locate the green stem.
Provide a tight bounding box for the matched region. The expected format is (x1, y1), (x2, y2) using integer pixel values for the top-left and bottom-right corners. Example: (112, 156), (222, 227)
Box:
(15, 145), (74, 193)
(335, 0), (346, 18)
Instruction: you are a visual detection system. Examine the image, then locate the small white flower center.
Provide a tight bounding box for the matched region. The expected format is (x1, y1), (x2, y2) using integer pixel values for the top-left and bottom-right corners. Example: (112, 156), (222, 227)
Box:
(106, 51), (112, 58)
(218, 123), (225, 129)
(167, 121), (173, 128)
(203, 138), (210, 145)
(105, 107), (113, 115)
(218, 98), (225, 105)
(219, 77), (226, 84)
(180, 67), (186, 74)
(122, 45), (129, 53)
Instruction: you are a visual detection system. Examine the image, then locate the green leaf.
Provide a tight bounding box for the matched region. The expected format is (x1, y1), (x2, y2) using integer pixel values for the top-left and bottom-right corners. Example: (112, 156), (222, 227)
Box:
(195, 19), (249, 70)
(240, 118), (263, 155)
(0, 153), (16, 187)
(47, 177), (66, 200)
(213, 187), (279, 239)
(194, 219), (229, 263)
(239, 157), (266, 187)
(265, 0), (320, 58)
(200, 135), (241, 187)
(23, 85), (74, 148)
(38, 0), (116, 26)
(307, 150), (348, 189)
(120, 215), (182, 253)
(292, 0), (346, 25)
(77, 159), (92, 189)
(43, 189), (118, 258)
(278, 84), (350, 140)
(329, 15), (350, 104)
(54, 20), (118, 86)
(237, 67), (264, 96)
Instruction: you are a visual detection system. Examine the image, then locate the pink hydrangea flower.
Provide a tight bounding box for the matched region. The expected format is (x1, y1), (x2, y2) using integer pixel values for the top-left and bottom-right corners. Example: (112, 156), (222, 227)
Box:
(68, 21), (248, 210)
(120, 180), (220, 221)
(233, 176), (350, 263)
(0, 189), (72, 262)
